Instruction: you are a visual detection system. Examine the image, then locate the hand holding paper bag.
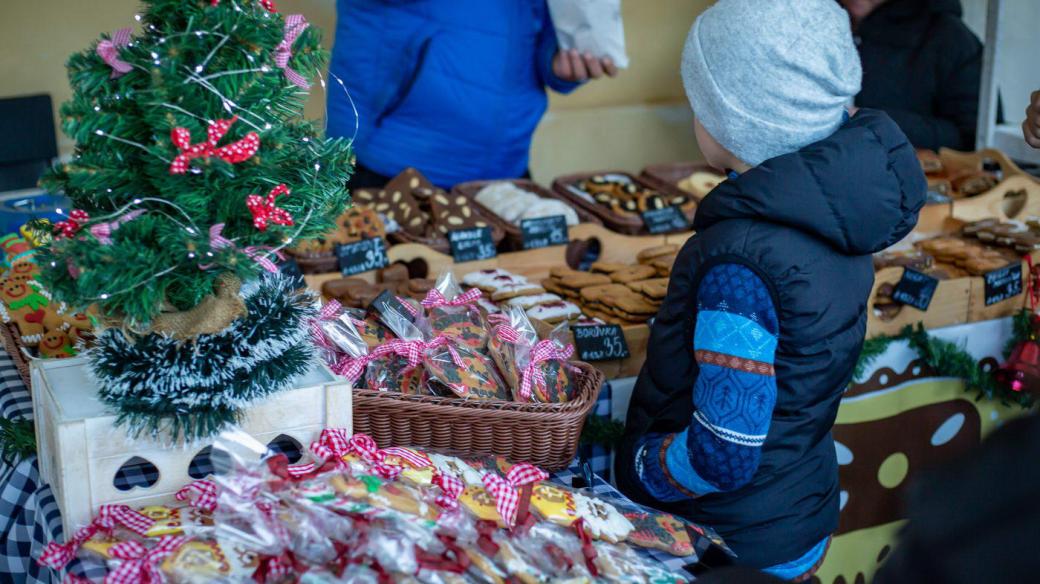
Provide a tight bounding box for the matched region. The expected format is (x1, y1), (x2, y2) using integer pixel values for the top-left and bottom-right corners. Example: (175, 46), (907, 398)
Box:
(548, 0), (630, 71)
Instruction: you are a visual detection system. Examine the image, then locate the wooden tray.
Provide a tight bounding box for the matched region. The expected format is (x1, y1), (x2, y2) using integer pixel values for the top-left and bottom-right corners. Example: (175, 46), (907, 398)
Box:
(639, 161), (721, 200)
(451, 179), (602, 251)
(551, 170), (695, 236)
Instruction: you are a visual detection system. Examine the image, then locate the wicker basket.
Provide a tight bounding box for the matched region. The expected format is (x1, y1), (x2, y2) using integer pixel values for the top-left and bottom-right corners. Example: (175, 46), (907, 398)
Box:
(353, 362), (604, 471)
(452, 179), (602, 251)
(551, 170), (696, 236)
(1, 322), (32, 388)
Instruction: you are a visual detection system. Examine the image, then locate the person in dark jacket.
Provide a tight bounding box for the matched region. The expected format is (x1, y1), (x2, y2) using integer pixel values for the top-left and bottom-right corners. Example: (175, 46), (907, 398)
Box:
(326, 0), (617, 189)
(614, 0), (926, 579)
(842, 0), (983, 151)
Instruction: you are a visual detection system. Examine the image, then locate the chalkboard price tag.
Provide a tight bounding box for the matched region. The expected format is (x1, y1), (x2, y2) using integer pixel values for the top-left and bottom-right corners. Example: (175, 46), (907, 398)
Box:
(573, 324), (630, 362)
(984, 263), (1023, 306)
(449, 227), (497, 263)
(521, 215), (569, 250)
(369, 290), (413, 323)
(336, 238), (389, 277)
(641, 205), (690, 234)
(891, 268), (939, 311)
(277, 257), (306, 289)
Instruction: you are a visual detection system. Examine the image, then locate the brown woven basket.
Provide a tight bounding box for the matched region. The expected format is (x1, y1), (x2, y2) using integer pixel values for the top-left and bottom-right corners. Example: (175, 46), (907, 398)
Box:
(353, 362), (604, 471)
(452, 179), (603, 251)
(1, 322), (32, 388)
(551, 170), (696, 236)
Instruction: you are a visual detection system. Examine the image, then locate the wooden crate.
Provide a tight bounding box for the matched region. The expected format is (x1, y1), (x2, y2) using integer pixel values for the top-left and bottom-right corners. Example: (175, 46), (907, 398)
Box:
(866, 266), (972, 338)
(951, 174), (1040, 223)
(30, 358), (350, 536)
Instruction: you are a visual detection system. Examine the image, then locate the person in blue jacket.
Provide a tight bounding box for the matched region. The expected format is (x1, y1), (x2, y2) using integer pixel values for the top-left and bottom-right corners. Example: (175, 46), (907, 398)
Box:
(327, 1), (618, 189)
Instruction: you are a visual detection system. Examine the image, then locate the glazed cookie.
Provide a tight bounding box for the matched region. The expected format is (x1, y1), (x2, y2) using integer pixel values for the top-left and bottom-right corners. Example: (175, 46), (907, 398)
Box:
(463, 269), (521, 292)
(521, 357), (575, 403)
(39, 329), (76, 359)
(636, 244), (679, 264)
(503, 292), (564, 310)
(425, 343), (510, 400)
(428, 308), (488, 350)
(623, 511), (695, 556)
(0, 280), (61, 346)
(428, 453), (486, 487)
(525, 300), (582, 325)
(489, 282), (545, 302)
(530, 484), (579, 527)
(610, 265), (658, 284)
(572, 493), (634, 543)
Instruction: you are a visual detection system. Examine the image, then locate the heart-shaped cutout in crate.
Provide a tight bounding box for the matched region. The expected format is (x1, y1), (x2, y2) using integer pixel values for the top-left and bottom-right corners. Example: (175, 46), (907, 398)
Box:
(113, 456), (160, 491)
(188, 445), (233, 478)
(265, 434), (304, 463)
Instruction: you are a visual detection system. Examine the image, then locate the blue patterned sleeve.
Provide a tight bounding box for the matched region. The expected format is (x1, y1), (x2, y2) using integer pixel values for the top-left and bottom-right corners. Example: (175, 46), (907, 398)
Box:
(635, 263), (779, 501)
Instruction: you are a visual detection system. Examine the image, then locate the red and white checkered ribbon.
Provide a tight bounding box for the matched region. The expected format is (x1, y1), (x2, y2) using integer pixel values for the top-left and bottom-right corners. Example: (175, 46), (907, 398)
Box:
(96, 28), (132, 78)
(382, 446), (432, 469)
(105, 535), (187, 584)
(89, 210), (144, 245)
(432, 471), (464, 510)
(169, 116), (259, 174)
(420, 288), (482, 310)
(309, 427), (352, 467)
(174, 479), (218, 513)
(481, 464), (548, 527)
(210, 0), (276, 12)
(347, 433), (402, 480)
(379, 337), (464, 370)
(37, 505), (155, 570)
(204, 223), (281, 273)
(54, 210), (90, 239)
(518, 339), (575, 401)
(492, 323), (521, 343)
(274, 14), (310, 89)
(397, 297), (419, 317)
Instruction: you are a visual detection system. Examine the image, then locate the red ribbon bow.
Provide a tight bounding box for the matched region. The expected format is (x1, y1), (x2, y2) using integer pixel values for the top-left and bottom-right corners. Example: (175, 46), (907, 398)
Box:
(37, 505), (156, 570)
(247, 183), (294, 231)
(105, 535), (188, 584)
(571, 519), (600, 577)
(275, 14), (310, 89)
(309, 427), (352, 468)
(90, 209), (144, 245)
(211, 0), (276, 12)
(518, 339), (575, 402)
(96, 27), (132, 78)
(381, 446), (432, 469)
(174, 479), (218, 513)
(481, 464), (548, 527)
(420, 288), (483, 310)
(54, 210), (90, 239)
(347, 434), (403, 480)
(432, 471), (465, 510)
(206, 223), (282, 273)
(169, 116), (259, 174)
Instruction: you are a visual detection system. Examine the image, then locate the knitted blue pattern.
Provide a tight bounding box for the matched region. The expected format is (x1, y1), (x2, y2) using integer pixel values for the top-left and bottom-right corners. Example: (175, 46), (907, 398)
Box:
(637, 263), (779, 498)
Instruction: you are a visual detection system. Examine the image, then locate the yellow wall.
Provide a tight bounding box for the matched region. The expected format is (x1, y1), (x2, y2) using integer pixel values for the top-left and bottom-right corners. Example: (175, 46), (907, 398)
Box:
(0, 0), (707, 182)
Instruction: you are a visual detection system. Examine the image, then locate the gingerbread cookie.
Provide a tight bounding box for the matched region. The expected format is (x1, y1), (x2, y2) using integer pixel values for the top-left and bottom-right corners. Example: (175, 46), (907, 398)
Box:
(589, 262), (628, 274)
(0, 280), (61, 345)
(650, 255), (677, 277)
(610, 265), (657, 284)
(428, 308), (488, 350)
(425, 343), (509, 400)
(523, 357), (575, 403)
(555, 272), (611, 290)
(637, 244), (678, 264)
(63, 310), (94, 341)
(339, 206), (386, 242)
(39, 329), (76, 359)
(626, 278), (670, 300)
(321, 277), (369, 301)
(525, 300), (581, 325)
(601, 292), (659, 317)
(488, 331), (521, 390)
(503, 293), (563, 310)
(530, 484), (579, 527)
(623, 511), (695, 556)
(572, 493), (633, 543)
(541, 278), (577, 299)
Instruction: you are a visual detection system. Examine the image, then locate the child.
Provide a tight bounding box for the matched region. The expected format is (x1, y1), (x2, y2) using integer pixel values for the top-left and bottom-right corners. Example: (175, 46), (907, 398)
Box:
(614, 0), (926, 580)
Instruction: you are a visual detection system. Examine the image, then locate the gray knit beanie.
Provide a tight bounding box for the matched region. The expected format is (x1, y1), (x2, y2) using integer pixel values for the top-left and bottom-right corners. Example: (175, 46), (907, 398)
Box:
(681, 0), (862, 167)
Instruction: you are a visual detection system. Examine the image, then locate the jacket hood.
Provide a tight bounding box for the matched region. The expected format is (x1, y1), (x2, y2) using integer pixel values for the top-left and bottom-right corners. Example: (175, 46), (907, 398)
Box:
(692, 108), (926, 255)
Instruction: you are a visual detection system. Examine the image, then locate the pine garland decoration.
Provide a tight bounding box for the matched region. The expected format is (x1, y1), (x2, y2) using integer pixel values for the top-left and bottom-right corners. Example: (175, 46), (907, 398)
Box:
(580, 415), (626, 448)
(852, 334), (897, 383)
(89, 274), (317, 440)
(0, 418), (36, 466)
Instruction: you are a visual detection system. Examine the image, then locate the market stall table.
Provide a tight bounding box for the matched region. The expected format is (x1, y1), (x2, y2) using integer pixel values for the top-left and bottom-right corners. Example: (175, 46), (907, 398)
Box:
(0, 348), (721, 582)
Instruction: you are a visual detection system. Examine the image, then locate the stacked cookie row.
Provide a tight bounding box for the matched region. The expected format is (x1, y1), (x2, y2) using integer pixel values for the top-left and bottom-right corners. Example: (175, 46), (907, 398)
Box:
(541, 244), (678, 326)
(321, 264), (434, 308)
(576, 175), (695, 217)
(460, 269), (584, 325)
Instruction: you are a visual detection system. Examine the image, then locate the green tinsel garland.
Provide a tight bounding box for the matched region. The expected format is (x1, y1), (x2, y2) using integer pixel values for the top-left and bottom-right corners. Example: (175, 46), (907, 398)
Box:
(853, 312), (1035, 408)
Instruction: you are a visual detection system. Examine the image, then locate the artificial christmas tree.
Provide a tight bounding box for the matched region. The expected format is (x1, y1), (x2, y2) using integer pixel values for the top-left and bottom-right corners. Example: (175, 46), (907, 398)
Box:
(35, 0), (353, 439)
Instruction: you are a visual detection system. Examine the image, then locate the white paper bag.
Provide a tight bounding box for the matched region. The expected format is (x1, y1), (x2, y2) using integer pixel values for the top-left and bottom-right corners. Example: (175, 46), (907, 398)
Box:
(547, 0), (630, 69)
